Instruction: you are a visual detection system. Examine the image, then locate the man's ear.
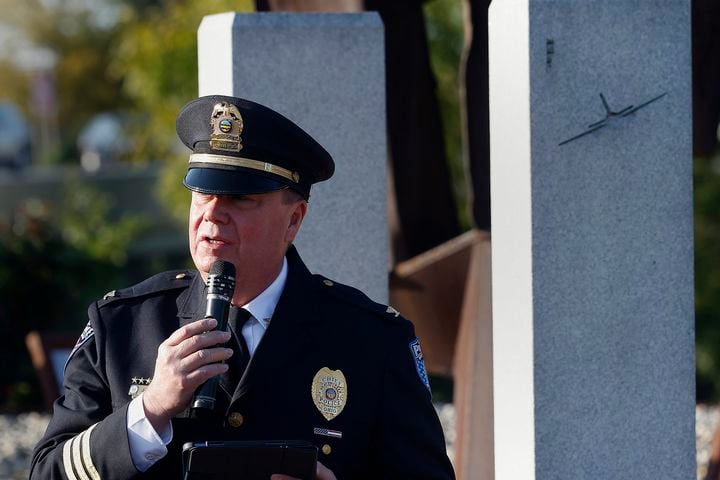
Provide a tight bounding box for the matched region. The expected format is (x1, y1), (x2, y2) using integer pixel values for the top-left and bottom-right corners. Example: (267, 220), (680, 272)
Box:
(285, 200), (308, 243)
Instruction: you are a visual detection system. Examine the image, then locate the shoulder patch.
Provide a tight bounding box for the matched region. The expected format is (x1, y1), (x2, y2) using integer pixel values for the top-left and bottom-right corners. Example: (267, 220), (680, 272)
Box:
(64, 321), (95, 372)
(409, 337), (431, 394)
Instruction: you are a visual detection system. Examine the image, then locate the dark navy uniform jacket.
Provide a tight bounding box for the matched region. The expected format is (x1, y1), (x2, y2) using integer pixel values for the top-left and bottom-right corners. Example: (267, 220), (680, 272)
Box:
(31, 246), (455, 479)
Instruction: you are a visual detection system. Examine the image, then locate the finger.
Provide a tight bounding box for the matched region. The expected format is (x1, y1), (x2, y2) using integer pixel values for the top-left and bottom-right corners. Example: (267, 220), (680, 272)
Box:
(181, 347), (234, 372)
(316, 461), (337, 480)
(165, 318), (217, 346)
(185, 362), (229, 386)
(176, 329), (232, 358)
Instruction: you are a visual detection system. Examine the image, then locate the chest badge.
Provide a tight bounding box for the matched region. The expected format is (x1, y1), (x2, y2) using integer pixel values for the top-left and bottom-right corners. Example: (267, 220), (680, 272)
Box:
(311, 367), (347, 421)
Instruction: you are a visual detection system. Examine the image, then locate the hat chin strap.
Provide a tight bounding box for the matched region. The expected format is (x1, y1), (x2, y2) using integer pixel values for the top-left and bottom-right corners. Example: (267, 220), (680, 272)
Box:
(188, 153), (300, 184)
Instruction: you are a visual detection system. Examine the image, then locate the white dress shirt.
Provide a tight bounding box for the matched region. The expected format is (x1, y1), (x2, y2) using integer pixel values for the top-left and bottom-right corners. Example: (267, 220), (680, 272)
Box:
(127, 258), (288, 471)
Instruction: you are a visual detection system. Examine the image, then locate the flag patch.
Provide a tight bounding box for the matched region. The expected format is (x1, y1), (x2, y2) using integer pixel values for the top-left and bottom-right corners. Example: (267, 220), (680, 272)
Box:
(64, 322), (95, 372)
(409, 337), (431, 393)
(313, 427), (343, 439)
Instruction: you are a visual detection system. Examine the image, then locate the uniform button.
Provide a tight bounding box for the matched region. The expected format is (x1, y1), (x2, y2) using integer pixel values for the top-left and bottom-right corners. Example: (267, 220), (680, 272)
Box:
(321, 444), (332, 455)
(145, 453), (157, 461)
(323, 279), (334, 287)
(228, 412), (244, 427)
(175, 272), (187, 279)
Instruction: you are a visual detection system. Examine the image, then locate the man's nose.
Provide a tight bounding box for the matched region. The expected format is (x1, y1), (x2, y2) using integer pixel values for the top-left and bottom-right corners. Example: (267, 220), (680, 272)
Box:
(203, 196), (229, 223)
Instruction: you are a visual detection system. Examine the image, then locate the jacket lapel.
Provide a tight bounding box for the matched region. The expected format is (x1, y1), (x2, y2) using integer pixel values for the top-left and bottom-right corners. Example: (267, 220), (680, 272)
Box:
(176, 272), (207, 327)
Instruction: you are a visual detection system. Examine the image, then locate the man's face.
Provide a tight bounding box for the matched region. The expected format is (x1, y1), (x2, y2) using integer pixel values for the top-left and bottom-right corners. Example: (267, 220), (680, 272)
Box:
(188, 190), (307, 302)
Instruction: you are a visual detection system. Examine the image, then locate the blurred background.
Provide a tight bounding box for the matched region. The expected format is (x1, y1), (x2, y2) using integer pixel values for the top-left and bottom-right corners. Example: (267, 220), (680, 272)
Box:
(1, 0), (720, 478)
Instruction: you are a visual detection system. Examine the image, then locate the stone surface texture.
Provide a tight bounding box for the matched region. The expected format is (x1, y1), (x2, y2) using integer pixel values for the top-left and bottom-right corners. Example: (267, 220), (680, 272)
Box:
(198, 13), (387, 303)
(491, 1), (694, 479)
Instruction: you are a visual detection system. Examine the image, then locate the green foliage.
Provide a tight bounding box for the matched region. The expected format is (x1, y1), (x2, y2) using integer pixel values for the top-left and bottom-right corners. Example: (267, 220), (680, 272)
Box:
(0, 184), (147, 409)
(110, 0), (254, 223)
(58, 182), (149, 265)
(0, 58), (30, 114)
(694, 158), (720, 401)
(424, 0), (471, 230)
(157, 154), (194, 225)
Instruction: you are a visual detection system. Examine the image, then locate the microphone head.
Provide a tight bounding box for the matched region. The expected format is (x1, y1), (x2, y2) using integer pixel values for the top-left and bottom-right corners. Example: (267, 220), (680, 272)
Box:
(207, 260), (236, 298)
(209, 260), (236, 279)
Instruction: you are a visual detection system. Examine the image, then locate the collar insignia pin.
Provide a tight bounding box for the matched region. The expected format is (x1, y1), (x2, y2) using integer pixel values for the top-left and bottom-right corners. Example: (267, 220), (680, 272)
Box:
(128, 377), (152, 399)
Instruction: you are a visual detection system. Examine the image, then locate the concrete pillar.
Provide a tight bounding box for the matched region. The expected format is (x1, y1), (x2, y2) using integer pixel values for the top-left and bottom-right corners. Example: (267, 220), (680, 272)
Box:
(198, 12), (387, 302)
(489, 1), (694, 478)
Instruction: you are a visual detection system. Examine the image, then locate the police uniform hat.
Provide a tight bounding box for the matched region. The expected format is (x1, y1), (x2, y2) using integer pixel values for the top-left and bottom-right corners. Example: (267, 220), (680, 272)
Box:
(177, 95), (334, 199)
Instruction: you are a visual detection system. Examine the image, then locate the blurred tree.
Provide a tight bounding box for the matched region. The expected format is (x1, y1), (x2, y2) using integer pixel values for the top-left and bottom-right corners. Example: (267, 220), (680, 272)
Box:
(58, 181), (149, 265)
(110, 0), (254, 223)
(694, 159), (720, 402)
(0, 184), (147, 409)
(0, 58), (31, 116)
(424, 0), (470, 230)
(0, 0), (130, 164)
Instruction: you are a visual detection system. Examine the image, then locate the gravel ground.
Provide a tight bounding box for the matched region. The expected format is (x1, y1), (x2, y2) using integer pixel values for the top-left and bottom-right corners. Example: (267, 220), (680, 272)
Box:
(698, 404), (720, 480)
(0, 412), (51, 480)
(2, 404), (716, 479)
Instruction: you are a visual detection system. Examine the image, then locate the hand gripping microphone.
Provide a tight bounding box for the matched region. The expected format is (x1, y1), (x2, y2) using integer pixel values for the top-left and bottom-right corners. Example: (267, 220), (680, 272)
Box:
(191, 259), (236, 411)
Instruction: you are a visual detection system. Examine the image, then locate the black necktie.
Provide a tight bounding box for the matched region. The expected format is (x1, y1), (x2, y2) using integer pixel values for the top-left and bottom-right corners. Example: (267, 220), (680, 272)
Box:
(222, 306), (252, 394)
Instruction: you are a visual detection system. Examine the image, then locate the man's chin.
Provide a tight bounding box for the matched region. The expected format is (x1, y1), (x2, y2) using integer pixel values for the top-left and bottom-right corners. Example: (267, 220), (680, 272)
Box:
(194, 254), (226, 278)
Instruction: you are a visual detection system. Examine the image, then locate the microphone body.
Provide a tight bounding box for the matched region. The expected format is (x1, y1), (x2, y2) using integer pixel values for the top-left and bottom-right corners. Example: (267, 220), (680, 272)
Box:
(191, 260), (236, 412)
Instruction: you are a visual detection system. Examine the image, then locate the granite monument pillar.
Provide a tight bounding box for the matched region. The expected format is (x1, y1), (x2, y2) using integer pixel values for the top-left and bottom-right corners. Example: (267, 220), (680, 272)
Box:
(198, 12), (387, 302)
(489, 1), (695, 478)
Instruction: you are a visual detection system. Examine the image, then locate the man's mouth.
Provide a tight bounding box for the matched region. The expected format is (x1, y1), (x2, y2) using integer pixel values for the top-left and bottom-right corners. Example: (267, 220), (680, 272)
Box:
(203, 236), (228, 245)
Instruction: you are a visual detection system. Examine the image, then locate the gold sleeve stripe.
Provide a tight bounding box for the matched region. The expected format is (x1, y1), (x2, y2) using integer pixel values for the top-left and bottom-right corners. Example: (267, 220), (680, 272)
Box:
(189, 153), (300, 183)
(62, 436), (80, 480)
(80, 423), (100, 480)
(71, 430), (91, 480)
(62, 424), (100, 480)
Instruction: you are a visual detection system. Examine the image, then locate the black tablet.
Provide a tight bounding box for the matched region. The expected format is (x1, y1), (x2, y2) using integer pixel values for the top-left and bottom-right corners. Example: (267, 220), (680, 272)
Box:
(182, 440), (317, 480)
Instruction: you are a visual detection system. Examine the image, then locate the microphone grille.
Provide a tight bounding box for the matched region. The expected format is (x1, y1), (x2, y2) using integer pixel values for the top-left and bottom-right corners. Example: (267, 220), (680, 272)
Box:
(209, 260), (236, 279)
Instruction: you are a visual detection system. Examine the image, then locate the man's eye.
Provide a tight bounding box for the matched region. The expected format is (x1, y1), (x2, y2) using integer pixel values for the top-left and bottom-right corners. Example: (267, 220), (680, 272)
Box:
(233, 195), (256, 205)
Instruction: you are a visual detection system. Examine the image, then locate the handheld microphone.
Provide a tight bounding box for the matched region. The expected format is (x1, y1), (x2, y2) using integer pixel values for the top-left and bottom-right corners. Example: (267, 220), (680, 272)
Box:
(191, 259), (236, 411)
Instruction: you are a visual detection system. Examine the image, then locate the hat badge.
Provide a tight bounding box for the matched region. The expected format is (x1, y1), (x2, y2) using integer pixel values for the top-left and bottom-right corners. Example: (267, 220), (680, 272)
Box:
(311, 367), (347, 421)
(210, 102), (243, 152)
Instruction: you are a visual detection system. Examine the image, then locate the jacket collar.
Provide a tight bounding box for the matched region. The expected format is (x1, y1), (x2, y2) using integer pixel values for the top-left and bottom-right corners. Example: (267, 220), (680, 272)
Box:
(177, 249), (304, 325)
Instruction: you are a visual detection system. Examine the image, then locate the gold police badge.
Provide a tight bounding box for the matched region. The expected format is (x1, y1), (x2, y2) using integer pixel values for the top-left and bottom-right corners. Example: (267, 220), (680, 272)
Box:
(210, 102), (243, 152)
(311, 367), (347, 421)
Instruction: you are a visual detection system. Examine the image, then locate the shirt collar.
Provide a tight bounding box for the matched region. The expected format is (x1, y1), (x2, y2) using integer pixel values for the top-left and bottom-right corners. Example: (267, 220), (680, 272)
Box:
(240, 256), (287, 329)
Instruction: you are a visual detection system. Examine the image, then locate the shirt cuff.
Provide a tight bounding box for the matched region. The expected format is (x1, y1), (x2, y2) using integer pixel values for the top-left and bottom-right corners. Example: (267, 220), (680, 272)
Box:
(126, 395), (173, 472)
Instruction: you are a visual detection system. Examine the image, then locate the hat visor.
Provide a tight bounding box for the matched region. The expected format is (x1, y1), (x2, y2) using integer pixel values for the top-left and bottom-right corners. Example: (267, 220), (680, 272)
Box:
(183, 167), (289, 196)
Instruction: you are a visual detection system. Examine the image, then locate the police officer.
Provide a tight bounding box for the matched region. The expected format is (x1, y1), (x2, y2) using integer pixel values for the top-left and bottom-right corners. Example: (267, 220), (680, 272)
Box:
(31, 95), (455, 479)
